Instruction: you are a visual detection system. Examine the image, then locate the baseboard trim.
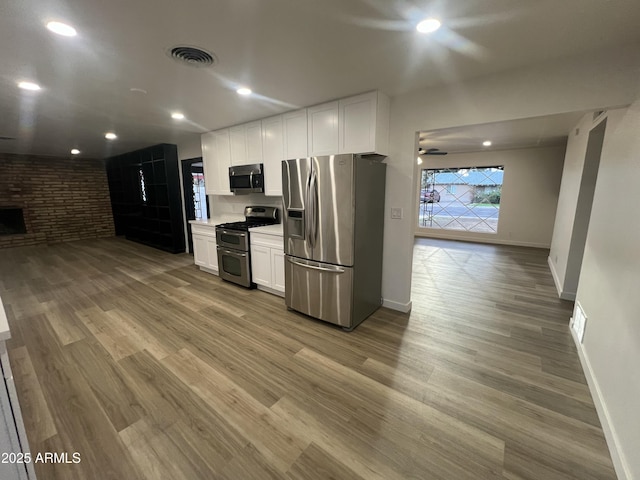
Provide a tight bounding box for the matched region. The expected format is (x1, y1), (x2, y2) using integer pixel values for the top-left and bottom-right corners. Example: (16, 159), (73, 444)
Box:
(414, 231), (550, 249)
(547, 257), (576, 300)
(382, 298), (412, 313)
(548, 256), (563, 297)
(198, 265), (218, 275)
(570, 327), (631, 480)
(256, 285), (285, 298)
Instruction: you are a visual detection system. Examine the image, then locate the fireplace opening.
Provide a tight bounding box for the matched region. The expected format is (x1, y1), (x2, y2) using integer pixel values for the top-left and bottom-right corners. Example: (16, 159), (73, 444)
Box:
(0, 207), (27, 235)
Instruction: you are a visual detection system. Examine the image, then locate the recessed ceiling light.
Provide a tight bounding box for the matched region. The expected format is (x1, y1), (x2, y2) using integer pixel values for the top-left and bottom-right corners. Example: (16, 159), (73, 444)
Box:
(18, 81), (41, 91)
(416, 18), (441, 33)
(236, 87), (252, 96)
(483, 140), (492, 147)
(46, 21), (77, 37)
(105, 132), (117, 140)
(171, 112), (185, 120)
(71, 149), (80, 155)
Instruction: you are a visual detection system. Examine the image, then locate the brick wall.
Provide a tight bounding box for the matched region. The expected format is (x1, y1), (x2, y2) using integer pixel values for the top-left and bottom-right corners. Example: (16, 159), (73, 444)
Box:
(0, 153), (115, 248)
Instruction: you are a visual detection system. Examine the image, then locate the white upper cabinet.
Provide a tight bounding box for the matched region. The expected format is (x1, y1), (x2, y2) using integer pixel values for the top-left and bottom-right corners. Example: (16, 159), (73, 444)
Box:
(201, 132), (216, 195)
(262, 115), (284, 197)
(202, 129), (232, 195)
(201, 91), (390, 196)
(307, 101), (339, 156)
(246, 121), (263, 164)
(229, 121), (263, 166)
(283, 109), (308, 159)
(229, 125), (248, 166)
(339, 91), (390, 155)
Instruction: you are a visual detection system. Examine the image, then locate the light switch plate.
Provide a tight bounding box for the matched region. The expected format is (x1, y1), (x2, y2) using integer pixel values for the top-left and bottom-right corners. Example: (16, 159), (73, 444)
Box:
(391, 207), (403, 219)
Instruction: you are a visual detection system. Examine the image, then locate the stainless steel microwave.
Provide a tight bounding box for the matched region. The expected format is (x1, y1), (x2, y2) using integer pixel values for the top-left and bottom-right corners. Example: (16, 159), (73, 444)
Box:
(229, 163), (264, 194)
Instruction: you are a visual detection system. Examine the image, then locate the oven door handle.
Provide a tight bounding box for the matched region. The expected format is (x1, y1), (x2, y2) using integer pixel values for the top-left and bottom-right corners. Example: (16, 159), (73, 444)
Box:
(220, 248), (247, 258)
(287, 257), (345, 274)
(220, 230), (246, 237)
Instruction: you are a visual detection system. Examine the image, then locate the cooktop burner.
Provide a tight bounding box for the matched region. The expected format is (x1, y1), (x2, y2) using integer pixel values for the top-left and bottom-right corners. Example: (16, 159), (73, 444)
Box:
(215, 206), (280, 232)
(217, 220), (276, 231)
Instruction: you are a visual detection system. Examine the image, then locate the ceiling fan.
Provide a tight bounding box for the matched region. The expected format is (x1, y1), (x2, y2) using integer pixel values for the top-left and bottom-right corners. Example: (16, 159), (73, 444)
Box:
(418, 147), (448, 155)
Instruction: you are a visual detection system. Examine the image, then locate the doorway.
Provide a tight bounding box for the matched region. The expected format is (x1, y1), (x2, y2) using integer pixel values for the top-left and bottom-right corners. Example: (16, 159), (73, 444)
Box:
(181, 157), (210, 254)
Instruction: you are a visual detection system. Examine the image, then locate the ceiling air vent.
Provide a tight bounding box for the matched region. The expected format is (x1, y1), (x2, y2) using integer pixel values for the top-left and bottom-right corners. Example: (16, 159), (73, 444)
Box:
(167, 45), (217, 67)
(0, 136), (16, 141)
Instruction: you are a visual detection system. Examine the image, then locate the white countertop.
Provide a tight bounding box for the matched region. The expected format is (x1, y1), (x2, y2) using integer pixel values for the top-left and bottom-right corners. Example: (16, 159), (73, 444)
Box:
(249, 224), (284, 236)
(0, 296), (11, 342)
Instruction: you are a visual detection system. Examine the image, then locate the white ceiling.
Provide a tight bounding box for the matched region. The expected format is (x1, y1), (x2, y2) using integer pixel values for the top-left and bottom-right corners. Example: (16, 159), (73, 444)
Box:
(2, 0), (640, 159)
(418, 111), (589, 154)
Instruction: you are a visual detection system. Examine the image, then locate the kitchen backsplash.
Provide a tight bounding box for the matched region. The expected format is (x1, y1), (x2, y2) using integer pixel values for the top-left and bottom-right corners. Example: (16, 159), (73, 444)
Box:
(209, 193), (283, 219)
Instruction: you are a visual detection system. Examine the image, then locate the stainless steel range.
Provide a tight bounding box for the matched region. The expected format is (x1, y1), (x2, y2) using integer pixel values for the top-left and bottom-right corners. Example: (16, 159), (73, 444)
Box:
(216, 206), (279, 288)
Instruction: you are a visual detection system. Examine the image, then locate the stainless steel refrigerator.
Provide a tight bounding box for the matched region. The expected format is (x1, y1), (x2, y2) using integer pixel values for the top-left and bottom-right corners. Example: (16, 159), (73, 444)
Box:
(282, 154), (386, 330)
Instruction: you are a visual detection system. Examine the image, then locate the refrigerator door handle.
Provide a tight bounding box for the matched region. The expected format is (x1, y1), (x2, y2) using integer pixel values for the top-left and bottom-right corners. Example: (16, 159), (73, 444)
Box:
(305, 173), (312, 246)
(308, 170), (318, 248)
(287, 257), (345, 273)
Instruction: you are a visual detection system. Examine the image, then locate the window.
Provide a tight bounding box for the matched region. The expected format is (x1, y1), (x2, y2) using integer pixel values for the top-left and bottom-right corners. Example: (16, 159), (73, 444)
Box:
(418, 166), (503, 233)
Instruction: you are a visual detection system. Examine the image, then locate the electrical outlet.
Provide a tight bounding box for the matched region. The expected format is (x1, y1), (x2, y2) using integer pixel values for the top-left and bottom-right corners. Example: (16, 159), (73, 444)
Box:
(390, 208), (403, 219)
(571, 302), (587, 343)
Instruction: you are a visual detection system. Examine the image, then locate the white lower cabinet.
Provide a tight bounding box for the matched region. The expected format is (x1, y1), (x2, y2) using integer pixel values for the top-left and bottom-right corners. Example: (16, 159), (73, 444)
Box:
(193, 234), (208, 267)
(271, 249), (285, 292)
(191, 224), (218, 274)
(250, 245), (272, 287)
(250, 231), (284, 296)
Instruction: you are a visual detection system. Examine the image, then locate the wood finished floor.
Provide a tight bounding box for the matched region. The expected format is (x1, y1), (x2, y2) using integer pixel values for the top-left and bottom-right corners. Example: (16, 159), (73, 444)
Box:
(0, 236), (616, 480)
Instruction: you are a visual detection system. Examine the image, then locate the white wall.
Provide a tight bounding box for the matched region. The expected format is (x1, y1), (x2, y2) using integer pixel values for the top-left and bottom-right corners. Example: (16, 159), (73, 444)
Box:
(383, 41), (640, 312)
(548, 113), (595, 297)
(176, 135), (203, 252)
(176, 135), (203, 161)
(416, 145), (566, 248)
(570, 97), (640, 480)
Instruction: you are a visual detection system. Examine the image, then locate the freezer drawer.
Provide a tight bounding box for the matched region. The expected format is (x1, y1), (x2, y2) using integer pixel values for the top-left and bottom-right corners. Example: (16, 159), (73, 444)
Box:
(285, 256), (353, 328)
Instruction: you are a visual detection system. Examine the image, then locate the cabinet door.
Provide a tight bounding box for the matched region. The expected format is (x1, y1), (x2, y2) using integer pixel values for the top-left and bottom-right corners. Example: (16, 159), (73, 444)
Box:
(229, 125), (248, 166)
(206, 237), (219, 271)
(307, 101), (339, 156)
(339, 91), (376, 154)
(283, 109), (308, 159)
(201, 132), (217, 195)
(246, 121), (263, 164)
(193, 234), (208, 266)
(271, 249), (285, 293)
(202, 129), (232, 195)
(214, 130), (232, 195)
(251, 244), (272, 287)
(262, 116), (284, 197)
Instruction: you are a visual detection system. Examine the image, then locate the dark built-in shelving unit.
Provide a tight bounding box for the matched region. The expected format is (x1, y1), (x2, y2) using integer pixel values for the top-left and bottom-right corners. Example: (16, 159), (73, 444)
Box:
(105, 144), (185, 253)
